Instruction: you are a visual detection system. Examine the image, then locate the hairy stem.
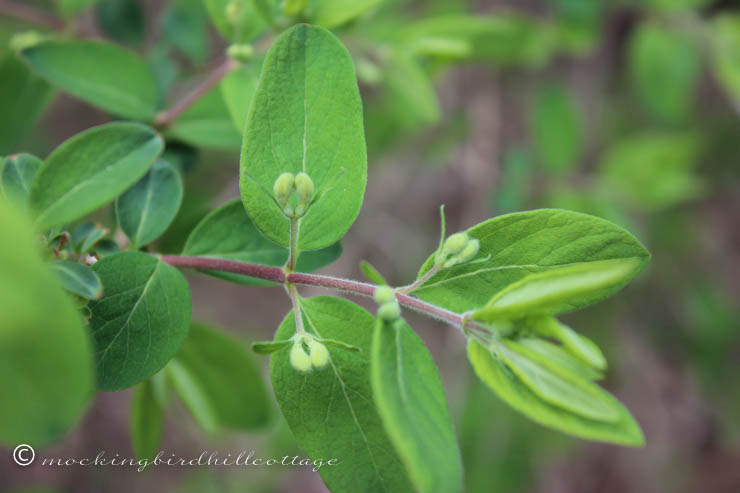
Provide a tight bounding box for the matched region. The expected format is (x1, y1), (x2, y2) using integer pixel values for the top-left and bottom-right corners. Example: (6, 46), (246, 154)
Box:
(396, 264), (440, 294)
(287, 283), (305, 334)
(0, 0), (64, 29)
(160, 254), (494, 337)
(286, 217), (299, 272)
(155, 58), (238, 128)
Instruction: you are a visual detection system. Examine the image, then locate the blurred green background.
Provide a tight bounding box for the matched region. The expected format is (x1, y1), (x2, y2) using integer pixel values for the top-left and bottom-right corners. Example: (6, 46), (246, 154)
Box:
(1, 0), (739, 492)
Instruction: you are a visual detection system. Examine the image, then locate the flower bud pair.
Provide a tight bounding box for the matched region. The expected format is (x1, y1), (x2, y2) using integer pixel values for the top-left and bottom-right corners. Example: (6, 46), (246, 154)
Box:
(374, 286), (401, 321)
(435, 232), (480, 268)
(289, 335), (329, 373)
(272, 172), (315, 217)
(226, 43), (254, 63)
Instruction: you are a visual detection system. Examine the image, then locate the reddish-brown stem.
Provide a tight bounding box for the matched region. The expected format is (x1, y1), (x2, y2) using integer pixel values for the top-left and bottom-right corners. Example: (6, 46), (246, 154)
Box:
(0, 0), (64, 30)
(160, 254), (493, 336)
(155, 58), (238, 128)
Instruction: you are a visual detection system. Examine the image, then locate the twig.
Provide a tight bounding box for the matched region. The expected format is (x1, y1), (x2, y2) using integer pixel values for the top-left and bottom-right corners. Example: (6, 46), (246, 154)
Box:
(154, 58), (238, 127)
(160, 254), (494, 337)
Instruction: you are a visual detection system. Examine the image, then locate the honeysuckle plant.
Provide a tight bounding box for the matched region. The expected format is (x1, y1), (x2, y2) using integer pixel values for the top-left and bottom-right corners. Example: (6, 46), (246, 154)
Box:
(0, 7), (653, 493)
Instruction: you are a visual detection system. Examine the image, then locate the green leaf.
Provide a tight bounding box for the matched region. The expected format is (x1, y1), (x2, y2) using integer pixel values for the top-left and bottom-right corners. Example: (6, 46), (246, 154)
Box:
(600, 132), (705, 211)
(1, 153), (42, 207)
(711, 14), (740, 103)
(95, 0), (145, 46)
(30, 122), (164, 231)
(220, 59), (263, 131)
(167, 85), (242, 149)
(384, 50), (441, 126)
(203, 0), (267, 42)
(160, 0), (209, 64)
(71, 222), (108, 254)
(0, 54), (53, 155)
(20, 39), (157, 120)
(415, 209), (650, 314)
(89, 251), (192, 391)
(402, 14), (551, 65)
(271, 296), (413, 492)
(130, 374), (167, 460)
(371, 317), (462, 493)
(182, 200), (341, 285)
(496, 340), (618, 422)
(168, 323), (271, 432)
(628, 23), (699, 123)
(309, 0), (383, 28)
(252, 339), (292, 354)
(529, 316), (606, 370)
(516, 337), (603, 381)
(360, 260), (387, 285)
(473, 258), (643, 321)
(49, 260), (103, 300)
(531, 84), (581, 173)
(467, 339), (644, 446)
(115, 160), (183, 248)
(0, 198), (93, 447)
(240, 24), (367, 250)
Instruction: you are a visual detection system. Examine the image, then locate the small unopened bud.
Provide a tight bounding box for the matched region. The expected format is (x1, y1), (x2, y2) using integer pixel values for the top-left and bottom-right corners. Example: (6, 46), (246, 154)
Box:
(294, 172), (314, 205)
(456, 239), (480, 263)
(289, 343), (312, 373)
(374, 286), (395, 305)
(442, 232), (469, 256)
(308, 340), (330, 369)
(273, 172), (295, 207)
(226, 43), (254, 63)
(10, 31), (44, 52)
(378, 302), (401, 321)
(225, 0), (243, 24)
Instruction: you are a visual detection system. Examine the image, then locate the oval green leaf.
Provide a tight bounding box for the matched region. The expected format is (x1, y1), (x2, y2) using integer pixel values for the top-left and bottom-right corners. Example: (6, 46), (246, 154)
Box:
(167, 322), (271, 432)
(1, 153), (42, 207)
(130, 374), (167, 460)
(497, 340), (618, 422)
(271, 296), (413, 492)
(0, 198), (93, 447)
(474, 258), (642, 321)
(0, 54), (53, 155)
(467, 340), (644, 446)
(49, 260), (103, 300)
(115, 160), (183, 248)
(371, 317), (462, 493)
(415, 209), (650, 314)
(182, 200), (341, 285)
(240, 24), (367, 250)
(30, 122), (164, 231)
(89, 251), (191, 391)
(20, 39), (157, 120)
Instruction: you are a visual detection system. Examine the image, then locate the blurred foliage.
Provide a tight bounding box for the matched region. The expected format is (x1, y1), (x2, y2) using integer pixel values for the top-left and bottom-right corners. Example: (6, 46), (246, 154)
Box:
(0, 0), (738, 492)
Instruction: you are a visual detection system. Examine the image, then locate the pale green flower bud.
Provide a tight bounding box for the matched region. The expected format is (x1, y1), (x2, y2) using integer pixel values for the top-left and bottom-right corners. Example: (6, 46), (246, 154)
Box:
(225, 0), (243, 24)
(442, 232), (469, 255)
(308, 340), (330, 369)
(10, 31), (44, 52)
(289, 343), (312, 373)
(378, 302), (401, 321)
(456, 238), (479, 263)
(273, 172), (295, 207)
(226, 43), (254, 63)
(294, 172), (314, 205)
(374, 286), (395, 305)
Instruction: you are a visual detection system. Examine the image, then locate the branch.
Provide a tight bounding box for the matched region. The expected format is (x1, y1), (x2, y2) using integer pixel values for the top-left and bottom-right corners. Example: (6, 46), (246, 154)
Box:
(160, 254), (493, 337)
(155, 58), (238, 128)
(0, 0), (64, 30)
